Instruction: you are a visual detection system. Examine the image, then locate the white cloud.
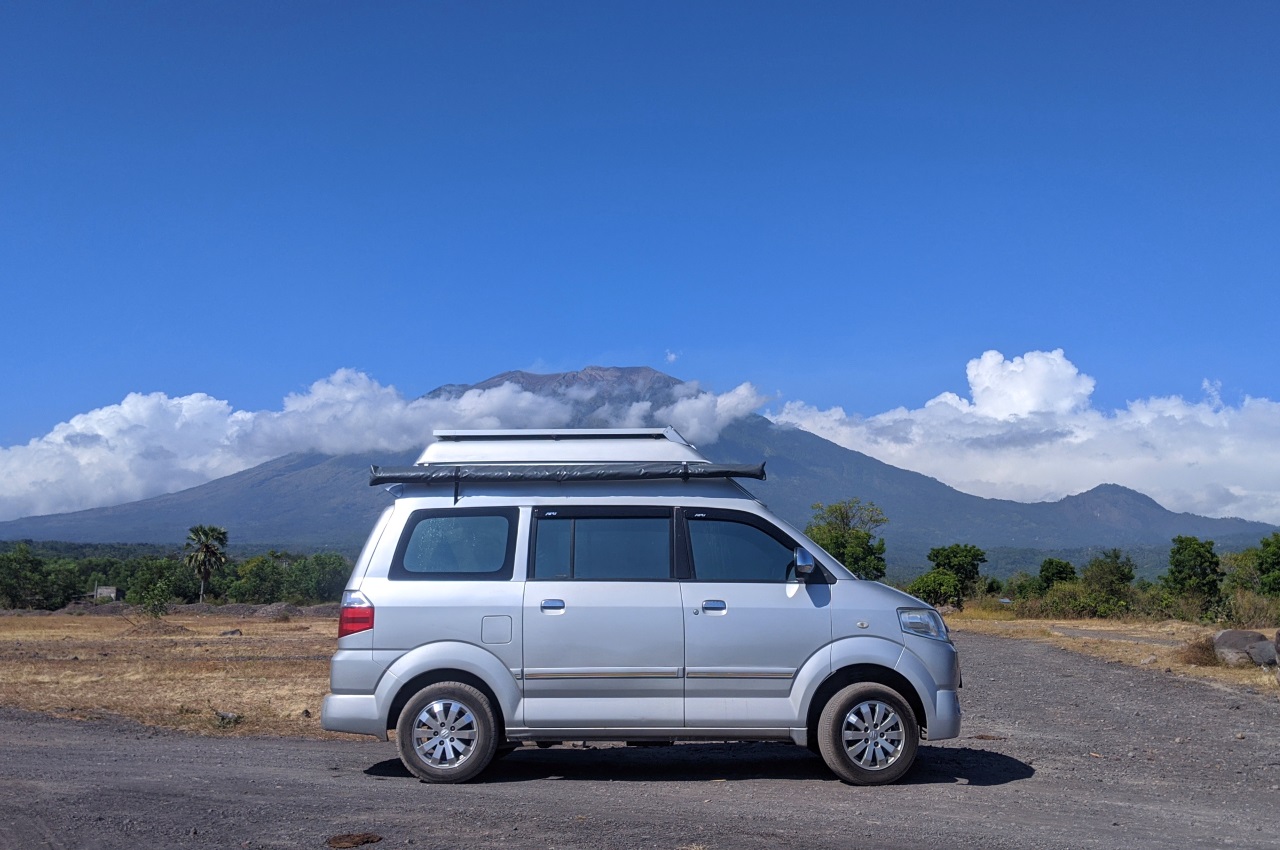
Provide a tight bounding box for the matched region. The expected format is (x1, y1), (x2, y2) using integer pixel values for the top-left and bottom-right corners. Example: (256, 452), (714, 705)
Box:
(0, 371), (767, 521)
(654, 381), (768, 446)
(7, 353), (1277, 527)
(0, 371), (573, 521)
(769, 349), (1280, 525)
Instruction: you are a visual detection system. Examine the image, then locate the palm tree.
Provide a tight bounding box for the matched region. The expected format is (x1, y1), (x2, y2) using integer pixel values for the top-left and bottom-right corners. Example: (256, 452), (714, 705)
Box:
(184, 525), (228, 603)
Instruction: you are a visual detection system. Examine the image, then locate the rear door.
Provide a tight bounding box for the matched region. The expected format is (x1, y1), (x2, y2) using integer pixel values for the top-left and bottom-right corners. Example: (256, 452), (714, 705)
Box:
(521, 507), (684, 728)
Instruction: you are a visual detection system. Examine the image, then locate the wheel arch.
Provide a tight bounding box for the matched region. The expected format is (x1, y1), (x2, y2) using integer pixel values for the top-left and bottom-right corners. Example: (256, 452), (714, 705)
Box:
(806, 664), (927, 746)
(387, 668), (507, 741)
(374, 641), (521, 738)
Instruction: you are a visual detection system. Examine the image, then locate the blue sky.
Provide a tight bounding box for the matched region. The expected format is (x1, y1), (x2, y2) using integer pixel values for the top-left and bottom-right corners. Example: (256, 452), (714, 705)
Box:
(3, 2), (1279, 524)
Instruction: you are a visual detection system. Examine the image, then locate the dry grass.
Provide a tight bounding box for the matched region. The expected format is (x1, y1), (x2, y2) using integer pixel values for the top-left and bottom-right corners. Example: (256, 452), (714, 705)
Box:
(2, 610), (1274, 741)
(0, 613), (342, 738)
(948, 613), (1279, 693)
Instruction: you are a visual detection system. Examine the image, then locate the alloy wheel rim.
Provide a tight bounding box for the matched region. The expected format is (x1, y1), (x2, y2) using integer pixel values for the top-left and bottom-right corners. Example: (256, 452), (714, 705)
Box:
(840, 699), (905, 770)
(411, 699), (478, 768)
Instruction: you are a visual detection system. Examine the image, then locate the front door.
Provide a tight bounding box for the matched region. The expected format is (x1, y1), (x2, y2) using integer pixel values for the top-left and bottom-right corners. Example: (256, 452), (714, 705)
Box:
(680, 509), (832, 727)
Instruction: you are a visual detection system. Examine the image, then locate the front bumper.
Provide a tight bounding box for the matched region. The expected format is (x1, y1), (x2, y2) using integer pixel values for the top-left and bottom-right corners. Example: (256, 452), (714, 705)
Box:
(924, 688), (961, 740)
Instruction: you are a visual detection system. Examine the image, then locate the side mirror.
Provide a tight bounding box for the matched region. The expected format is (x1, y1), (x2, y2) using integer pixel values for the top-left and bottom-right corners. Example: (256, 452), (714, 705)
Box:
(793, 547), (816, 580)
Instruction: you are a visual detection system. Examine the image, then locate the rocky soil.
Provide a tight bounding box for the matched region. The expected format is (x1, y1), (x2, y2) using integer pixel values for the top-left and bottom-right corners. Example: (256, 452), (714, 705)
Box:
(1, 632), (1277, 850)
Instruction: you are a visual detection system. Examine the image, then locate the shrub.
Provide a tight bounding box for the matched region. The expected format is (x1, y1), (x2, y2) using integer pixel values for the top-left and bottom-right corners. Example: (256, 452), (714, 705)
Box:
(140, 578), (172, 619)
(1004, 570), (1043, 601)
(1014, 580), (1132, 619)
(1174, 635), (1221, 667)
(1222, 589), (1280, 629)
(906, 569), (963, 608)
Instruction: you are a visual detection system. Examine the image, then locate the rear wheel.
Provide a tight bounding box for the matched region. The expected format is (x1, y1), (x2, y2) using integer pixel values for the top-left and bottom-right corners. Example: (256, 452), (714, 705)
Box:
(817, 682), (918, 785)
(396, 682), (497, 783)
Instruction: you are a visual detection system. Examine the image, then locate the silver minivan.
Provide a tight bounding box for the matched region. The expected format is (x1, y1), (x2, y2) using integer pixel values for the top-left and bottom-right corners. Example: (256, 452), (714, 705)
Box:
(322, 428), (961, 785)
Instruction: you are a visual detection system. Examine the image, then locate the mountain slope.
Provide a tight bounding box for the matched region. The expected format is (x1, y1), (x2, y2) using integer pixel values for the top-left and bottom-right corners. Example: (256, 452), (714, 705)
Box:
(710, 416), (1272, 559)
(0, 449), (417, 552)
(0, 366), (1273, 575)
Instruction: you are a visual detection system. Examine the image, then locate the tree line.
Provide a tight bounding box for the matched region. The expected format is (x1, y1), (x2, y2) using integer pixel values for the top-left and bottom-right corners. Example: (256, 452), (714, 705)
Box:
(805, 499), (1280, 626)
(5, 506), (1279, 625)
(0, 525), (350, 611)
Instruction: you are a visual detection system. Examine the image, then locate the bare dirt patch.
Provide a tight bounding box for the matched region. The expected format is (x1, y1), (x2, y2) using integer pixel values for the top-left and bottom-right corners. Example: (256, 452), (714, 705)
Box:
(3, 610), (1275, 746)
(948, 614), (1280, 694)
(0, 612), (340, 738)
(2, 631), (1278, 850)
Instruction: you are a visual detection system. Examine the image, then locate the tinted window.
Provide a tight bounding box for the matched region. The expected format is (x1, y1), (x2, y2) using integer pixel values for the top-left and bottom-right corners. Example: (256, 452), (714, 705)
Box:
(688, 516), (794, 582)
(392, 509), (518, 580)
(532, 513), (672, 580)
(533, 516), (572, 580)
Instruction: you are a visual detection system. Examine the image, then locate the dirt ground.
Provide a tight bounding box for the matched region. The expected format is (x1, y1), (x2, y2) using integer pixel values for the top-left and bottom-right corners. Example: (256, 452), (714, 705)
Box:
(0, 612), (339, 738)
(1, 629), (1278, 850)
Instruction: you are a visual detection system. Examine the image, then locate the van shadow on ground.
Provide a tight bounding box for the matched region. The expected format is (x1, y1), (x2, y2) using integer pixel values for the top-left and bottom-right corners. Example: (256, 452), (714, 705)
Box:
(363, 741), (1033, 786)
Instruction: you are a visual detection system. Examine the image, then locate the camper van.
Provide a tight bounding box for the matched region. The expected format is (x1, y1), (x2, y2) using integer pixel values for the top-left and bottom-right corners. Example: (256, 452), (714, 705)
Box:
(322, 428), (960, 785)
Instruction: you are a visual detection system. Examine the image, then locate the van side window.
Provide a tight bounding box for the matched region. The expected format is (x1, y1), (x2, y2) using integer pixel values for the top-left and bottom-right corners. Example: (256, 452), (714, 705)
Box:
(686, 513), (795, 582)
(532, 510), (672, 580)
(390, 508), (518, 581)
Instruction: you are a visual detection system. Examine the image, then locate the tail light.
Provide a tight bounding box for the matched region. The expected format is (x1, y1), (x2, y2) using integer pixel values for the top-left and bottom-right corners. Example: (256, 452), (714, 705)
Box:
(338, 590), (374, 638)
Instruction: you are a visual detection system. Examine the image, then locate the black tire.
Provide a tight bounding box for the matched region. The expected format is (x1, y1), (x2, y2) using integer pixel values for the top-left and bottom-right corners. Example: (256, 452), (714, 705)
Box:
(396, 682), (498, 783)
(816, 682), (919, 785)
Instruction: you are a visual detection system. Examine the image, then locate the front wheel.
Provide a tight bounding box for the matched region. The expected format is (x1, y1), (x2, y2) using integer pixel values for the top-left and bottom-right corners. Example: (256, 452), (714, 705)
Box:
(396, 682), (498, 783)
(817, 683), (919, 785)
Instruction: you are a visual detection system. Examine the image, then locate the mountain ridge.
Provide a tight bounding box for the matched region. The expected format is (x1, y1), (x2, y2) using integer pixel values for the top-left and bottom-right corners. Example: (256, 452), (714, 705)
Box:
(0, 366), (1273, 577)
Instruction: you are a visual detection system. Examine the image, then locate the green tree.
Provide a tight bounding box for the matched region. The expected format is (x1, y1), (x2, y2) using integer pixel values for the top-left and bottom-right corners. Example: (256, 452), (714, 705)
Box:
(123, 558), (197, 605)
(38, 559), (84, 610)
(1257, 532), (1280, 597)
(0, 544), (45, 609)
(1162, 536), (1221, 602)
(282, 552), (351, 603)
(1038, 558), (1075, 590)
(1220, 549), (1261, 594)
(906, 569), (963, 607)
(1079, 548), (1136, 615)
(926, 544), (987, 596)
(1004, 570), (1043, 600)
(184, 525), (228, 603)
(804, 499), (889, 581)
(226, 554), (285, 604)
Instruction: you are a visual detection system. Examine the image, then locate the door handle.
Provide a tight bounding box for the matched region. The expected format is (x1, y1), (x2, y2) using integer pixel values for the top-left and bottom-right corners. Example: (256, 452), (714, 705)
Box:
(701, 599), (727, 612)
(540, 599), (566, 612)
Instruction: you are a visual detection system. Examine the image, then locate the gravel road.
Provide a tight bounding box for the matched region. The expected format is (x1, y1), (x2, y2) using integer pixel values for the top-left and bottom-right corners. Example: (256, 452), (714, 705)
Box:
(1, 632), (1277, 850)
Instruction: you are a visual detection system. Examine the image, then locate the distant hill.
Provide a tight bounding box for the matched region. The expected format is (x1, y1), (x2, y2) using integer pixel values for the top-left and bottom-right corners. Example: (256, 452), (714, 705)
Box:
(1, 366), (1273, 579)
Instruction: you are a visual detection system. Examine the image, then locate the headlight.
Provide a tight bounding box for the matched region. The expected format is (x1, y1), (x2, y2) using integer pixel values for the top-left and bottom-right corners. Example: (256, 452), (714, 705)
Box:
(898, 607), (949, 642)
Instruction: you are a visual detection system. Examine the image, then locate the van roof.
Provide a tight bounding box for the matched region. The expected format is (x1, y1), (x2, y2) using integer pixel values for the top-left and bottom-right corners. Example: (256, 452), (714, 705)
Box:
(417, 427), (707, 465)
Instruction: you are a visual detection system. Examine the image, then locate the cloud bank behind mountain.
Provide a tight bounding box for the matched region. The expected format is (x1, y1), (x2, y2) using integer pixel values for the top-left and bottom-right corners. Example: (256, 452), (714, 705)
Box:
(770, 349), (1280, 525)
(0, 369), (764, 521)
(2, 350), (1278, 525)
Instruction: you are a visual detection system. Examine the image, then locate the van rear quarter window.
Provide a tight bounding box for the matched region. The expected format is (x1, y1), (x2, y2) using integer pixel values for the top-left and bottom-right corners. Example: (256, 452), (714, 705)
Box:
(390, 508), (518, 580)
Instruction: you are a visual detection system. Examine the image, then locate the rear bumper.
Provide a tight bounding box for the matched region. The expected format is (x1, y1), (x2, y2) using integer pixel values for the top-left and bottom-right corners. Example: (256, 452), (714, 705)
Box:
(321, 694), (387, 740)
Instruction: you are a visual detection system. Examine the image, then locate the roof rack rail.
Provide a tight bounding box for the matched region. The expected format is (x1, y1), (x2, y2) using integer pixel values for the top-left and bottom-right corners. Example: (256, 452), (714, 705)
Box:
(369, 461), (766, 487)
